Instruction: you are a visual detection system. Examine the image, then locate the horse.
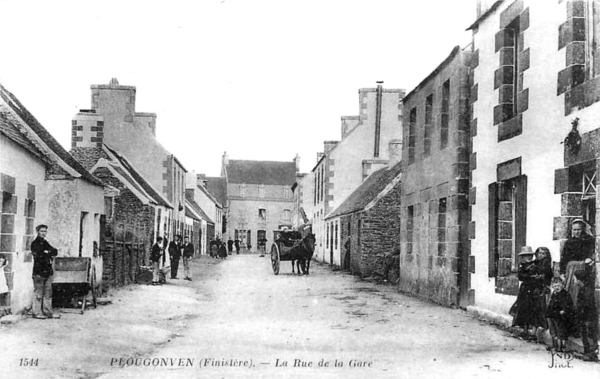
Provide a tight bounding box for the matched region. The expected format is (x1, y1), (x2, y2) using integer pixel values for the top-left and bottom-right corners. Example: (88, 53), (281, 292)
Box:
(289, 233), (316, 275)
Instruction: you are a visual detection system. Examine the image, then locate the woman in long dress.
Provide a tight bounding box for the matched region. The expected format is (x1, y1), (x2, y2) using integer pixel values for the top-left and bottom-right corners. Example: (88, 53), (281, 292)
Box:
(560, 219), (595, 307)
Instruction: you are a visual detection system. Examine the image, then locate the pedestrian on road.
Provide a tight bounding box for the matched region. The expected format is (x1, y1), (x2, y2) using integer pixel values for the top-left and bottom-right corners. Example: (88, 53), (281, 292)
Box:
(218, 242), (228, 259)
(560, 218), (595, 307)
(30, 224), (60, 319)
(574, 262), (599, 361)
(182, 236), (194, 281)
(150, 237), (163, 285)
(234, 239), (240, 255)
(227, 239), (233, 254)
(545, 277), (575, 352)
(510, 246), (547, 339)
(168, 235), (182, 279)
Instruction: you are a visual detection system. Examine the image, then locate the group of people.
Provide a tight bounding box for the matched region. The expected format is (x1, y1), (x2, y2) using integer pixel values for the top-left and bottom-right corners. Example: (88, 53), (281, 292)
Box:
(150, 235), (195, 285)
(511, 219), (598, 362)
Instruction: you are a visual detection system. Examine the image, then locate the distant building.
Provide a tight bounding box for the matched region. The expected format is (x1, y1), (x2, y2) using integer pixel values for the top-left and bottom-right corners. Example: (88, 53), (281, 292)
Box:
(0, 83), (104, 313)
(221, 152), (298, 252)
(399, 46), (472, 308)
(313, 83), (405, 264)
(185, 187), (216, 255)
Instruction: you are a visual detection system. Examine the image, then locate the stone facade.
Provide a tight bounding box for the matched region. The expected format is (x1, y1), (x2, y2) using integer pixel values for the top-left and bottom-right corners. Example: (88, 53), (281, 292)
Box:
(73, 79), (187, 240)
(468, 0), (600, 331)
(400, 46), (472, 308)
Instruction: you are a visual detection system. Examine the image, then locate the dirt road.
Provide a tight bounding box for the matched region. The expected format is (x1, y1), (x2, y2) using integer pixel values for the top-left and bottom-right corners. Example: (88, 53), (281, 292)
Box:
(1, 255), (597, 379)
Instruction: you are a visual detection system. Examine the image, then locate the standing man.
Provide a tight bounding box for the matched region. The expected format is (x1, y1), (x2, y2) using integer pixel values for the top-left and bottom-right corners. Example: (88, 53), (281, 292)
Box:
(234, 239), (240, 255)
(150, 237), (163, 285)
(182, 236), (194, 281)
(31, 224), (59, 319)
(168, 235), (182, 279)
(227, 238), (234, 254)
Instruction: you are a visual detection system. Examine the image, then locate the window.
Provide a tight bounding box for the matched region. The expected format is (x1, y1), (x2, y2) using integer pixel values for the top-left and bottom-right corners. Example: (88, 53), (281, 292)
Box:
(407, 205), (414, 255)
(489, 175), (527, 278)
(326, 222), (330, 249)
(585, 1), (599, 80)
(424, 94), (433, 157)
(334, 222), (338, 249)
(104, 196), (114, 219)
(283, 209), (291, 222)
(437, 198), (447, 256)
(258, 208), (266, 221)
(240, 184), (246, 197)
(441, 80), (450, 149)
(408, 107), (417, 164)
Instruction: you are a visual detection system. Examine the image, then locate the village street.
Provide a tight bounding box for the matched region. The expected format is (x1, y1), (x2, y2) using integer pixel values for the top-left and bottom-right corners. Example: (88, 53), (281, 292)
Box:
(1, 255), (598, 379)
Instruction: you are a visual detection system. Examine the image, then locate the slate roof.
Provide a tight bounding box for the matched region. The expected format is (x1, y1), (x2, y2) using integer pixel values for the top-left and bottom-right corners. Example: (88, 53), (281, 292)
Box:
(103, 144), (173, 209)
(204, 176), (227, 206)
(326, 161), (402, 219)
(185, 193), (215, 224)
(225, 160), (296, 186)
(0, 83), (103, 186)
(185, 205), (201, 221)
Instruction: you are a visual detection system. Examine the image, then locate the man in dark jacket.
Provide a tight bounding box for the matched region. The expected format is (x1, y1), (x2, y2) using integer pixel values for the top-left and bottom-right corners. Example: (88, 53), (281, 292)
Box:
(182, 236), (194, 281)
(150, 237), (163, 285)
(168, 235), (182, 279)
(31, 224), (59, 319)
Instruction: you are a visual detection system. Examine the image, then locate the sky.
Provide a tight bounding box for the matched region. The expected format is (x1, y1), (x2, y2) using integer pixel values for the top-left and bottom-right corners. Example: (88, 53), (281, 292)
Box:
(0, 0), (475, 176)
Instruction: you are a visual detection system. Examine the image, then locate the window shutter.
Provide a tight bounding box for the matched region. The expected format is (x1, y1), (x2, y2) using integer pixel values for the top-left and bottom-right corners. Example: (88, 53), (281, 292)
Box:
(488, 182), (499, 277)
(514, 175), (528, 255)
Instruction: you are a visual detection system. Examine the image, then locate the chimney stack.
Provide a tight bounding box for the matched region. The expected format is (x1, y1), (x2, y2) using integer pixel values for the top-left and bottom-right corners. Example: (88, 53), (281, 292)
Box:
(388, 139), (402, 168)
(293, 154), (301, 172)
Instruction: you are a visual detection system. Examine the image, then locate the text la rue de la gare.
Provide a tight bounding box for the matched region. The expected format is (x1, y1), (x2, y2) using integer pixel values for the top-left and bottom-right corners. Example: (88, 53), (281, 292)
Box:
(109, 357), (374, 369)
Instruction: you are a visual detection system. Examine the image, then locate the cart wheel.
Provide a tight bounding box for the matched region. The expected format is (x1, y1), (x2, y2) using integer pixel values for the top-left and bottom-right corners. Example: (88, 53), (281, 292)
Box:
(270, 243), (280, 275)
(91, 268), (98, 309)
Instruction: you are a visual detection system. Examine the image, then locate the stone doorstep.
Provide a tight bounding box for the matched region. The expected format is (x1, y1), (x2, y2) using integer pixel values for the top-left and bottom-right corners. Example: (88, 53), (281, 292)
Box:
(466, 306), (589, 355)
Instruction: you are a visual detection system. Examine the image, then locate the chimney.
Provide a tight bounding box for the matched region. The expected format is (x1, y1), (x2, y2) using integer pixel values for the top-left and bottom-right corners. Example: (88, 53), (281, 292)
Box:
(196, 174), (208, 188)
(90, 78), (136, 125)
(388, 139), (402, 168)
(374, 81), (383, 157)
(293, 154), (301, 172)
(476, 0), (494, 18)
(71, 110), (105, 149)
(324, 141), (338, 154)
(222, 151), (229, 167)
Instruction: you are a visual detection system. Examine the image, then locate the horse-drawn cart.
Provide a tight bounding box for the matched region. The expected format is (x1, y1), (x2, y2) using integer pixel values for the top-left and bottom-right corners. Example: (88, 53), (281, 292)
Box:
(52, 257), (98, 314)
(270, 230), (315, 275)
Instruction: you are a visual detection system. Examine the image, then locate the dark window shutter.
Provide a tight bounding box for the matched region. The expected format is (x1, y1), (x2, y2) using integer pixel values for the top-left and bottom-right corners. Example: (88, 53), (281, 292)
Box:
(514, 175), (527, 255)
(488, 182), (499, 277)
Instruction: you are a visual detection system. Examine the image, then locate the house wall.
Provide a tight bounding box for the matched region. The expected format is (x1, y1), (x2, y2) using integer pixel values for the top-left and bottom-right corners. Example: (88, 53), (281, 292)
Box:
(468, 0), (600, 317)
(400, 47), (472, 308)
(0, 136), (47, 312)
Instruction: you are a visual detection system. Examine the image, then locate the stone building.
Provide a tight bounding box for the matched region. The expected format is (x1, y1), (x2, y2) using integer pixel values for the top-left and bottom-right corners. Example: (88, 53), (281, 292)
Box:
(291, 171), (313, 230)
(198, 174), (226, 241)
(221, 153), (298, 252)
(0, 83), (104, 313)
(326, 152), (402, 276)
(467, 0), (600, 337)
(71, 144), (172, 289)
(73, 79), (187, 239)
(312, 83), (405, 263)
(399, 46), (473, 308)
(185, 190), (214, 255)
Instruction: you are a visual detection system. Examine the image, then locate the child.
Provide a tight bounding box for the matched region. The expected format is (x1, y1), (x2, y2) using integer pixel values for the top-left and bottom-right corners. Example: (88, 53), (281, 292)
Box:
(512, 247), (548, 339)
(0, 256), (9, 293)
(545, 277), (575, 352)
(574, 261), (599, 362)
